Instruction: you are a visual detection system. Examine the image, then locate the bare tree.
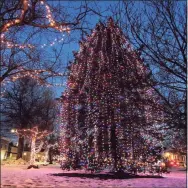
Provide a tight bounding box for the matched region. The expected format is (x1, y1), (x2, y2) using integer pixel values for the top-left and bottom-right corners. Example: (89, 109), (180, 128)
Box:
(108, 0), (186, 136)
(1, 77), (58, 159)
(0, 0), (101, 85)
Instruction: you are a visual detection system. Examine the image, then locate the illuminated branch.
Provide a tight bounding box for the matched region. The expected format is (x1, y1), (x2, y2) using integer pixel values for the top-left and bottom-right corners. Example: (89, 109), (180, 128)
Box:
(1, 0), (70, 33)
(14, 126), (51, 165)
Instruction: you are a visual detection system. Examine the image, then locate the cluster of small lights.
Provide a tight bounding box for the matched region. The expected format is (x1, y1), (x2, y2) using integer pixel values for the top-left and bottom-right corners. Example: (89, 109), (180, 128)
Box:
(41, 35), (65, 48)
(10, 68), (66, 82)
(59, 18), (163, 171)
(0, 33), (65, 50)
(1, 34), (34, 49)
(1, 10), (25, 32)
(53, 83), (67, 87)
(0, 66), (67, 97)
(0, 0), (71, 92)
(12, 126), (50, 165)
(12, 127), (49, 139)
(1, 0), (70, 50)
(40, 1), (70, 33)
(0, 81), (7, 97)
(12, 70), (46, 82)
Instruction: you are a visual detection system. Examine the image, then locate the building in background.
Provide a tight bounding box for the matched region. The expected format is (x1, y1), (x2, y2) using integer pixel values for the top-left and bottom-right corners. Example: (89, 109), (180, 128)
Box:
(1, 137), (10, 160)
(9, 145), (18, 159)
(163, 149), (186, 167)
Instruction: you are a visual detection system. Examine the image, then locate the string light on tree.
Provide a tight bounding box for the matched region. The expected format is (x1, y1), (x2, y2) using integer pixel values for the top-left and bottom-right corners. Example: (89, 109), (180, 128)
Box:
(59, 18), (163, 172)
(0, 0), (70, 50)
(0, 0), (72, 89)
(41, 35), (65, 48)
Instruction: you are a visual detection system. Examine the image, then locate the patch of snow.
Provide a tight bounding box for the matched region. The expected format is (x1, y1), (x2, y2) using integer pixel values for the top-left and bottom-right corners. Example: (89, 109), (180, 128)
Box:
(1, 158), (28, 166)
(1, 165), (187, 188)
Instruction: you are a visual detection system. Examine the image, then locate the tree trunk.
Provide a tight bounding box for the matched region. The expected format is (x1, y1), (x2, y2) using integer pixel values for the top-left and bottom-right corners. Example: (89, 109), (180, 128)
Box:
(17, 136), (24, 159)
(44, 147), (49, 164)
(111, 126), (118, 171)
(30, 136), (36, 165)
(130, 132), (134, 160)
(49, 147), (53, 164)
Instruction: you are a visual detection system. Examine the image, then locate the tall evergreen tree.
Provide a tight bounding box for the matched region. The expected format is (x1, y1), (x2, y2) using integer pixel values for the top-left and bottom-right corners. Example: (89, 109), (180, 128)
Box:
(59, 18), (163, 171)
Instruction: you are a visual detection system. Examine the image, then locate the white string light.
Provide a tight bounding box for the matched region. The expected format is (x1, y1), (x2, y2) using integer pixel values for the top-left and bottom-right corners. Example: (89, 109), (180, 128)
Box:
(1, 0), (70, 50)
(59, 18), (163, 171)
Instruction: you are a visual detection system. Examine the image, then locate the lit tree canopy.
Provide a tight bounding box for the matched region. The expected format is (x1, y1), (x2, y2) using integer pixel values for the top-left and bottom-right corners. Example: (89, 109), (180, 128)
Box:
(60, 18), (163, 171)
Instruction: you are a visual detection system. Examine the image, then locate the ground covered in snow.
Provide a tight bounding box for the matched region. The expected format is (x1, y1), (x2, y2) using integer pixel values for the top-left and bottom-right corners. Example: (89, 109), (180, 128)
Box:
(1, 164), (187, 188)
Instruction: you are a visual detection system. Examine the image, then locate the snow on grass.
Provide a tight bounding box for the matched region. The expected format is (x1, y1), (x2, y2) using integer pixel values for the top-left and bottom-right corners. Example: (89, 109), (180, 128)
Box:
(1, 164), (187, 188)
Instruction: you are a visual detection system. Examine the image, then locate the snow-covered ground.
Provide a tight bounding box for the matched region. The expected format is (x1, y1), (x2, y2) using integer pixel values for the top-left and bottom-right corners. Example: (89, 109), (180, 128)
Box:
(1, 164), (187, 188)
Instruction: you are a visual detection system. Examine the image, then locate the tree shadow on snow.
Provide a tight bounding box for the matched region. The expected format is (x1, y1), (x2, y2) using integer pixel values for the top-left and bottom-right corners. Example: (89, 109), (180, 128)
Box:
(50, 172), (164, 180)
(177, 169), (187, 171)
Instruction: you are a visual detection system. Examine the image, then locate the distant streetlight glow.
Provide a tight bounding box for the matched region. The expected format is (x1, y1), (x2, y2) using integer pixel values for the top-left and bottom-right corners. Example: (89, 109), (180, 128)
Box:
(164, 152), (171, 158)
(11, 129), (15, 133)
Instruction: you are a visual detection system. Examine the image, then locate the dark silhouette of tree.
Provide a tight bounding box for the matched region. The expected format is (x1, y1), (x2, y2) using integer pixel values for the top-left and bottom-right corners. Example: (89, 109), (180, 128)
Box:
(1, 77), (58, 159)
(108, 1), (186, 140)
